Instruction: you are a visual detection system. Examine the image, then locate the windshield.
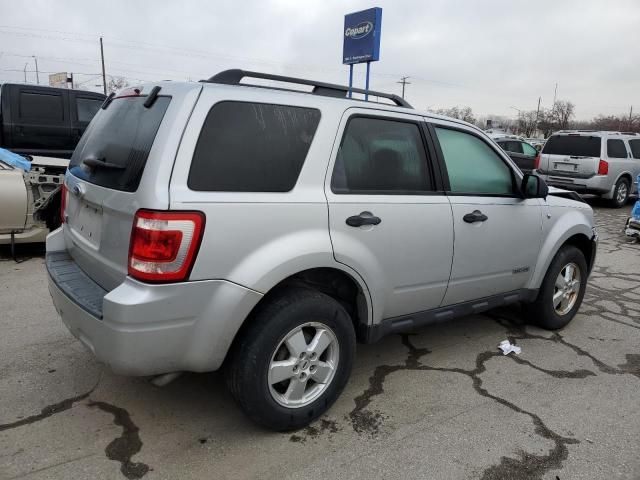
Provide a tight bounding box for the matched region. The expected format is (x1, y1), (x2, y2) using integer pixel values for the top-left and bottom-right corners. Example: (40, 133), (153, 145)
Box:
(69, 95), (170, 192)
(542, 135), (601, 157)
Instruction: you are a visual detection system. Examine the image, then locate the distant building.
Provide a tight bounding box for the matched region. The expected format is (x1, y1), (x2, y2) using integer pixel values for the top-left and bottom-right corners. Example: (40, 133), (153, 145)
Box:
(48, 72), (73, 89)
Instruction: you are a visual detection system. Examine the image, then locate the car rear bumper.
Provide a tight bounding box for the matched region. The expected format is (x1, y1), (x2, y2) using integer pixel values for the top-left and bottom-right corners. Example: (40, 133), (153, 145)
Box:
(538, 172), (611, 195)
(46, 229), (262, 376)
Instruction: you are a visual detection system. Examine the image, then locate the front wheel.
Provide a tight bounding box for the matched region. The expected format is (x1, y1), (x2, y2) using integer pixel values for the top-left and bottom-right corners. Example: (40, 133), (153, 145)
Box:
(225, 288), (356, 431)
(526, 245), (588, 330)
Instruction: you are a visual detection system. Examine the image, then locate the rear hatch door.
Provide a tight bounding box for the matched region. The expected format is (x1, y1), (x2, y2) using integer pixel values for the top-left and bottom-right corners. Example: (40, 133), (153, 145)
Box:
(540, 134), (602, 177)
(63, 83), (202, 291)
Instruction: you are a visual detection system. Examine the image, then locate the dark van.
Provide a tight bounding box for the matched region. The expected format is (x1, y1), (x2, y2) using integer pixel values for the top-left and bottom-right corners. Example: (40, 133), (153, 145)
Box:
(0, 83), (105, 158)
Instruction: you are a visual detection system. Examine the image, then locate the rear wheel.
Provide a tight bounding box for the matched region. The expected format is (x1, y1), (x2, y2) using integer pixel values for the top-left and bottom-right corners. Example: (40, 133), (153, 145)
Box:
(609, 177), (630, 208)
(526, 245), (587, 330)
(225, 288), (356, 431)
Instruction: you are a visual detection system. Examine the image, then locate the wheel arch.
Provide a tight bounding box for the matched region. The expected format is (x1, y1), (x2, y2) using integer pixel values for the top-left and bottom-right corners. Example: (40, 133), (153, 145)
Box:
(224, 265), (373, 367)
(528, 214), (595, 289)
(603, 170), (634, 199)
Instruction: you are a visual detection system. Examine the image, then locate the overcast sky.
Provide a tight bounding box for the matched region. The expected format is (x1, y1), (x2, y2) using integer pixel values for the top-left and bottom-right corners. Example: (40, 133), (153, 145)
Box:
(0, 0), (638, 119)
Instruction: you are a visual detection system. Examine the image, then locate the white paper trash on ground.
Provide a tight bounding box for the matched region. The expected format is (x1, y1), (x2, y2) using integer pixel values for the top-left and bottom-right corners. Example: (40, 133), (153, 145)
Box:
(498, 340), (521, 355)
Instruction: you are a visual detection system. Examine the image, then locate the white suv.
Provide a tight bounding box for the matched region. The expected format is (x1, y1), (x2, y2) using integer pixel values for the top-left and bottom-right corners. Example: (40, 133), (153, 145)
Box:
(46, 70), (597, 430)
(536, 130), (640, 207)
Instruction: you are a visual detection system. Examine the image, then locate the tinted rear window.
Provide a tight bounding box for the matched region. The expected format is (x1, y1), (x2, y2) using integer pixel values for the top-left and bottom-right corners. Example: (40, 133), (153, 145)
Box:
(188, 102), (320, 192)
(629, 139), (640, 159)
(607, 139), (628, 158)
(542, 135), (601, 157)
(69, 96), (170, 192)
(20, 91), (64, 120)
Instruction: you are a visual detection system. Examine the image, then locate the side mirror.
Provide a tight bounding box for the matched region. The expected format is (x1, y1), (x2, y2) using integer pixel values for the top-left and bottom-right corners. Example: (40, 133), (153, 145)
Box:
(521, 174), (548, 199)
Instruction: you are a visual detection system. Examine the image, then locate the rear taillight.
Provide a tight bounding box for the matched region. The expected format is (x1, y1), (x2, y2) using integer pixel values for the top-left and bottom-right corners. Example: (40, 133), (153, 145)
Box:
(60, 184), (68, 224)
(533, 154), (541, 170)
(597, 159), (609, 175)
(128, 210), (205, 283)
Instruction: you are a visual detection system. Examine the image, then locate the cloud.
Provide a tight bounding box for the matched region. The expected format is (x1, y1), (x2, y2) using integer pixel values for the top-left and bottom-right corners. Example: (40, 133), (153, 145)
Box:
(0, 0), (638, 118)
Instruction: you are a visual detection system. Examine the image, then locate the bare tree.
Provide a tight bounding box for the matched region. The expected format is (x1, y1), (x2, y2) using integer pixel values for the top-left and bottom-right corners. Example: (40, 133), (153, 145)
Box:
(107, 76), (130, 93)
(430, 106), (476, 124)
(516, 110), (538, 137)
(588, 114), (640, 133)
(551, 100), (575, 130)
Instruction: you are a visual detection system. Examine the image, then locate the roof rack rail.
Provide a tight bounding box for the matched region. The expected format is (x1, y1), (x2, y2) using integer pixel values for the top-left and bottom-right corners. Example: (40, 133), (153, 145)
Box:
(203, 69), (413, 109)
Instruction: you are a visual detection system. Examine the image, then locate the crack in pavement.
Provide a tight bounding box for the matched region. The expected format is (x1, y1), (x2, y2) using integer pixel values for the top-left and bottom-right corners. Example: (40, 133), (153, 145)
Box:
(491, 313), (640, 378)
(0, 372), (150, 480)
(88, 401), (149, 480)
(0, 391), (92, 433)
(0, 373), (102, 432)
(347, 333), (585, 479)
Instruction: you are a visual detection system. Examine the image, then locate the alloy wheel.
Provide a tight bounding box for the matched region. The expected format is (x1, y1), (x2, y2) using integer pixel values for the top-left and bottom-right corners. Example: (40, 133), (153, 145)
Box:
(268, 322), (339, 408)
(553, 262), (581, 315)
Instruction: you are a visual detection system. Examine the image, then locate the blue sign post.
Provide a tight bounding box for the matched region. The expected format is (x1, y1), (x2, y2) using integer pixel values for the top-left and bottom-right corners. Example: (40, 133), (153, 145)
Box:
(343, 7), (382, 100)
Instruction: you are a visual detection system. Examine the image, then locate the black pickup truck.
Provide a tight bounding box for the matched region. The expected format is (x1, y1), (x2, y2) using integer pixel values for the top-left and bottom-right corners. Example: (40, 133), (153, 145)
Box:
(0, 83), (105, 158)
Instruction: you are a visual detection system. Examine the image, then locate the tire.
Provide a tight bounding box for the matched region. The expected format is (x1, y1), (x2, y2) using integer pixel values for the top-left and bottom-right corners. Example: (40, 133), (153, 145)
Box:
(225, 287), (356, 431)
(526, 245), (588, 330)
(609, 177), (630, 208)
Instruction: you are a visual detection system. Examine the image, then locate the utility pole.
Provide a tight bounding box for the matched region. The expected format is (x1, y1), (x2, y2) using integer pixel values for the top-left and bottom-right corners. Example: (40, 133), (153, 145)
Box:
(629, 105), (633, 130)
(535, 96), (541, 135)
(100, 37), (107, 95)
(23, 63), (28, 83)
(553, 82), (558, 106)
(32, 56), (39, 84)
(397, 76), (411, 99)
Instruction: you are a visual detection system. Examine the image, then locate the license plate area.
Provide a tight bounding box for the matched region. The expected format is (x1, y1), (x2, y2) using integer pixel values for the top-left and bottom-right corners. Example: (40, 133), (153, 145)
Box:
(554, 162), (577, 172)
(72, 203), (103, 247)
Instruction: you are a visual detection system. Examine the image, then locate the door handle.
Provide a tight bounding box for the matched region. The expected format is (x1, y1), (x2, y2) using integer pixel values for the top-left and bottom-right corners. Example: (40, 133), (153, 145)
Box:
(463, 210), (488, 223)
(346, 211), (382, 227)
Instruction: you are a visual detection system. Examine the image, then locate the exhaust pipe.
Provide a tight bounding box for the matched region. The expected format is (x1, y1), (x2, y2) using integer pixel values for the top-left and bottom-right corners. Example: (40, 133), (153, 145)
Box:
(150, 372), (183, 387)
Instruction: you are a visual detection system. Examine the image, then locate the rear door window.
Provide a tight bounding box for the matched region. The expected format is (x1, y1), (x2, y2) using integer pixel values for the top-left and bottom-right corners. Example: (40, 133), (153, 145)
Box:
(607, 139), (628, 158)
(69, 95), (171, 192)
(331, 117), (433, 194)
(188, 102), (320, 192)
(542, 135), (601, 157)
(19, 90), (64, 120)
(629, 139), (640, 159)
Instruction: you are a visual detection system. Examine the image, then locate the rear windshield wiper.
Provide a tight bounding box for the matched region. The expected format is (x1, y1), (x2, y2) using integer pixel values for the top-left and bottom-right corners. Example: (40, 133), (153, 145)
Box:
(83, 157), (125, 170)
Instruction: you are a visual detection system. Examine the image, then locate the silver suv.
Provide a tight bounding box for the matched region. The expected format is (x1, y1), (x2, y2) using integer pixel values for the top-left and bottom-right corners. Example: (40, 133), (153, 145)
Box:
(46, 70), (597, 430)
(536, 130), (640, 207)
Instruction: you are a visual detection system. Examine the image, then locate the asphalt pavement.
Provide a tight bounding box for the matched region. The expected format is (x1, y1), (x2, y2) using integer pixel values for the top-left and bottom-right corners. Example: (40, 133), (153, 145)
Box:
(1, 202), (638, 480)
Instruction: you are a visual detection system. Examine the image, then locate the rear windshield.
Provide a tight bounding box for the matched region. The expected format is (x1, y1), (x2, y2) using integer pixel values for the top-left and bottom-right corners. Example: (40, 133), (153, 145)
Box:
(69, 95), (170, 192)
(542, 135), (601, 157)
